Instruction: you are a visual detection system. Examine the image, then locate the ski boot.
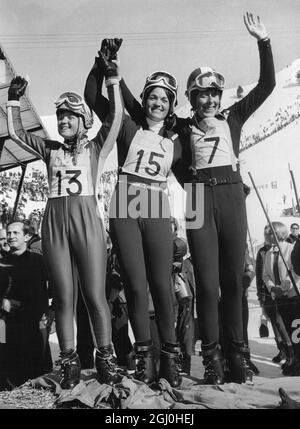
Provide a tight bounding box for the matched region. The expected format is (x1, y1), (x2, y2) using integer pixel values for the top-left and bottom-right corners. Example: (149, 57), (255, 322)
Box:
(202, 342), (225, 385)
(95, 345), (122, 385)
(227, 341), (253, 384)
(133, 340), (157, 385)
(58, 350), (81, 389)
(159, 343), (182, 388)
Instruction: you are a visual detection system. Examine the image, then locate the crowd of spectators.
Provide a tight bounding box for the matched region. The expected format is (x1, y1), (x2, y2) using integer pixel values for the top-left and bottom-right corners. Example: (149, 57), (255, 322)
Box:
(0, 171), (48, 202)
(240, 95), (300, 151)
(0, 170), (48, 228)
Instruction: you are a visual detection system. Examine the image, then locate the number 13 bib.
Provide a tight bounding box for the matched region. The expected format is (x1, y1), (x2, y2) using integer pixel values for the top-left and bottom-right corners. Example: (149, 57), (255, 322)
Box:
(48, 148), (94, 198)
(190, 117), (237, 171)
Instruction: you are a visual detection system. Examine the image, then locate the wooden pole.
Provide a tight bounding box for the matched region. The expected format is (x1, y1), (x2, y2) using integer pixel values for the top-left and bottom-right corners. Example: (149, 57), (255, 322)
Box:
(248, 171), (300, 297)
(12, 165), (26, 220)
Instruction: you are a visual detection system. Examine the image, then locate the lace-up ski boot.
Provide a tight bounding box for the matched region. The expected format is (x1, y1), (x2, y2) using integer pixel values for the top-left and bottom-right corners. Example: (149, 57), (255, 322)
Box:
(95, 345), (122, 385)
(58, 350), (81, 389)
(202, 342), (225, 385)
(227, 341), (253, 384)
(159, 343), (182, 388)
(133, 341), (157, 385)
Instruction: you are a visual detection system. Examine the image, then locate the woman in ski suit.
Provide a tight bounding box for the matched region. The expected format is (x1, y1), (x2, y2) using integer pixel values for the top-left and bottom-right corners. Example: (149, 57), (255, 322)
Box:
(84, 46), (183, 387)
(6, 65), (122, 388)
(94, 12), (275, 385)
(183, 12), (275, 384)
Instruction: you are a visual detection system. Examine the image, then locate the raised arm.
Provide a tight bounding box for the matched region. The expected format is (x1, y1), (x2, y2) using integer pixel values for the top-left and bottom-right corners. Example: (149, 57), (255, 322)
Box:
(6, 76), (49, 161)
(84, 58), (109, 122)
(86, 38), (144, 124)
(120, 78), (145, 124)
(93, 54), (123, 180)
(84, 38), (123, 122)
(229, 13), (276, 125)
(97, 71), (123, 158)
(106, 38), (144, 122)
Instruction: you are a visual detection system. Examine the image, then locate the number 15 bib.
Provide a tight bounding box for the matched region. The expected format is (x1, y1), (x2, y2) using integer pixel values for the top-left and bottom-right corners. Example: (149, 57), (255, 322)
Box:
(122, 129), (174, 182)
(190, 117), (237, 171)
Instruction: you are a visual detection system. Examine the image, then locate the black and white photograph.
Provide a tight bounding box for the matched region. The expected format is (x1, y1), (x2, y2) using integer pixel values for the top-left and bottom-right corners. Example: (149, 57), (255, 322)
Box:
(0, 0), (300, 413)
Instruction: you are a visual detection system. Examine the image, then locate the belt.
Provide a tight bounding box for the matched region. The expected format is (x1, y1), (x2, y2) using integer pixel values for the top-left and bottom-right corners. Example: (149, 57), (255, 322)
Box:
(198, 177), (242, 186)
(118, 180), (167, 192)
(129, 182), (166, 192)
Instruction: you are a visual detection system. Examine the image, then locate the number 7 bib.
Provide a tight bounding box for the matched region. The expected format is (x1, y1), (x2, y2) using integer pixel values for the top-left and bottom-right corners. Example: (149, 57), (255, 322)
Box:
(190, 119), (237, 170)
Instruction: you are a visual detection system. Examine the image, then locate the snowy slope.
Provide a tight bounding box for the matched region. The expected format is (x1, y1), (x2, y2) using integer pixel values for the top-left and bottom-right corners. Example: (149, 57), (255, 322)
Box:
(238, 60), (300, 247)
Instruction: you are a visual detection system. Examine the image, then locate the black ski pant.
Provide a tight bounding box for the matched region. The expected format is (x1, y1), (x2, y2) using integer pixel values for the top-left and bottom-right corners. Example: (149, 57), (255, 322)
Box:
(187, 182), (247, 346)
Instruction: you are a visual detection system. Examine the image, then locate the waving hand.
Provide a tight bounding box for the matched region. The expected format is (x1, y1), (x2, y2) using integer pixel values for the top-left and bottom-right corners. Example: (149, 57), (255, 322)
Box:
(244, 12), (268, 41)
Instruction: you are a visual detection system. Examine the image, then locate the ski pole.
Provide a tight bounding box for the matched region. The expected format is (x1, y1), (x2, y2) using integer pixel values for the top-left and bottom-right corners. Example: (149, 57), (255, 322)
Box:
(248, 171), (300, 297)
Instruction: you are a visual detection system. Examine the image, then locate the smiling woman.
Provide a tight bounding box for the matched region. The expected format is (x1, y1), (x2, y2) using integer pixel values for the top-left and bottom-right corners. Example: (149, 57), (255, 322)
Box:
(193, 88), (222, 119)
(56, 111), (81, 140)
(84, 42), (183, 388)
(144, 87), (171, 122)
(84, 11), (276, 387)
(181, 12), (276, 386)
(6, 64), (123, 389)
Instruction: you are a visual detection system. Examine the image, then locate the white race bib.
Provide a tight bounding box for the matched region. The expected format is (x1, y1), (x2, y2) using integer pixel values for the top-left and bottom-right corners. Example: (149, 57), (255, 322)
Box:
(49, 166), (91, 198)
(190, 118), (237, 170)
(48, 147), (94, 198)
(122, 129), (174, 181)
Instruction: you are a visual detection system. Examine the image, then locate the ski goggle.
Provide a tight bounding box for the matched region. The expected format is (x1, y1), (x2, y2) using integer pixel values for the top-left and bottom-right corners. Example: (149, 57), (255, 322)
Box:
(193, 71), (225, 91)
(55, 92), (86, 110)
(145, 71), (178, 92)
(141, 71), (178, 110)
(55, 92), (93, 128)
